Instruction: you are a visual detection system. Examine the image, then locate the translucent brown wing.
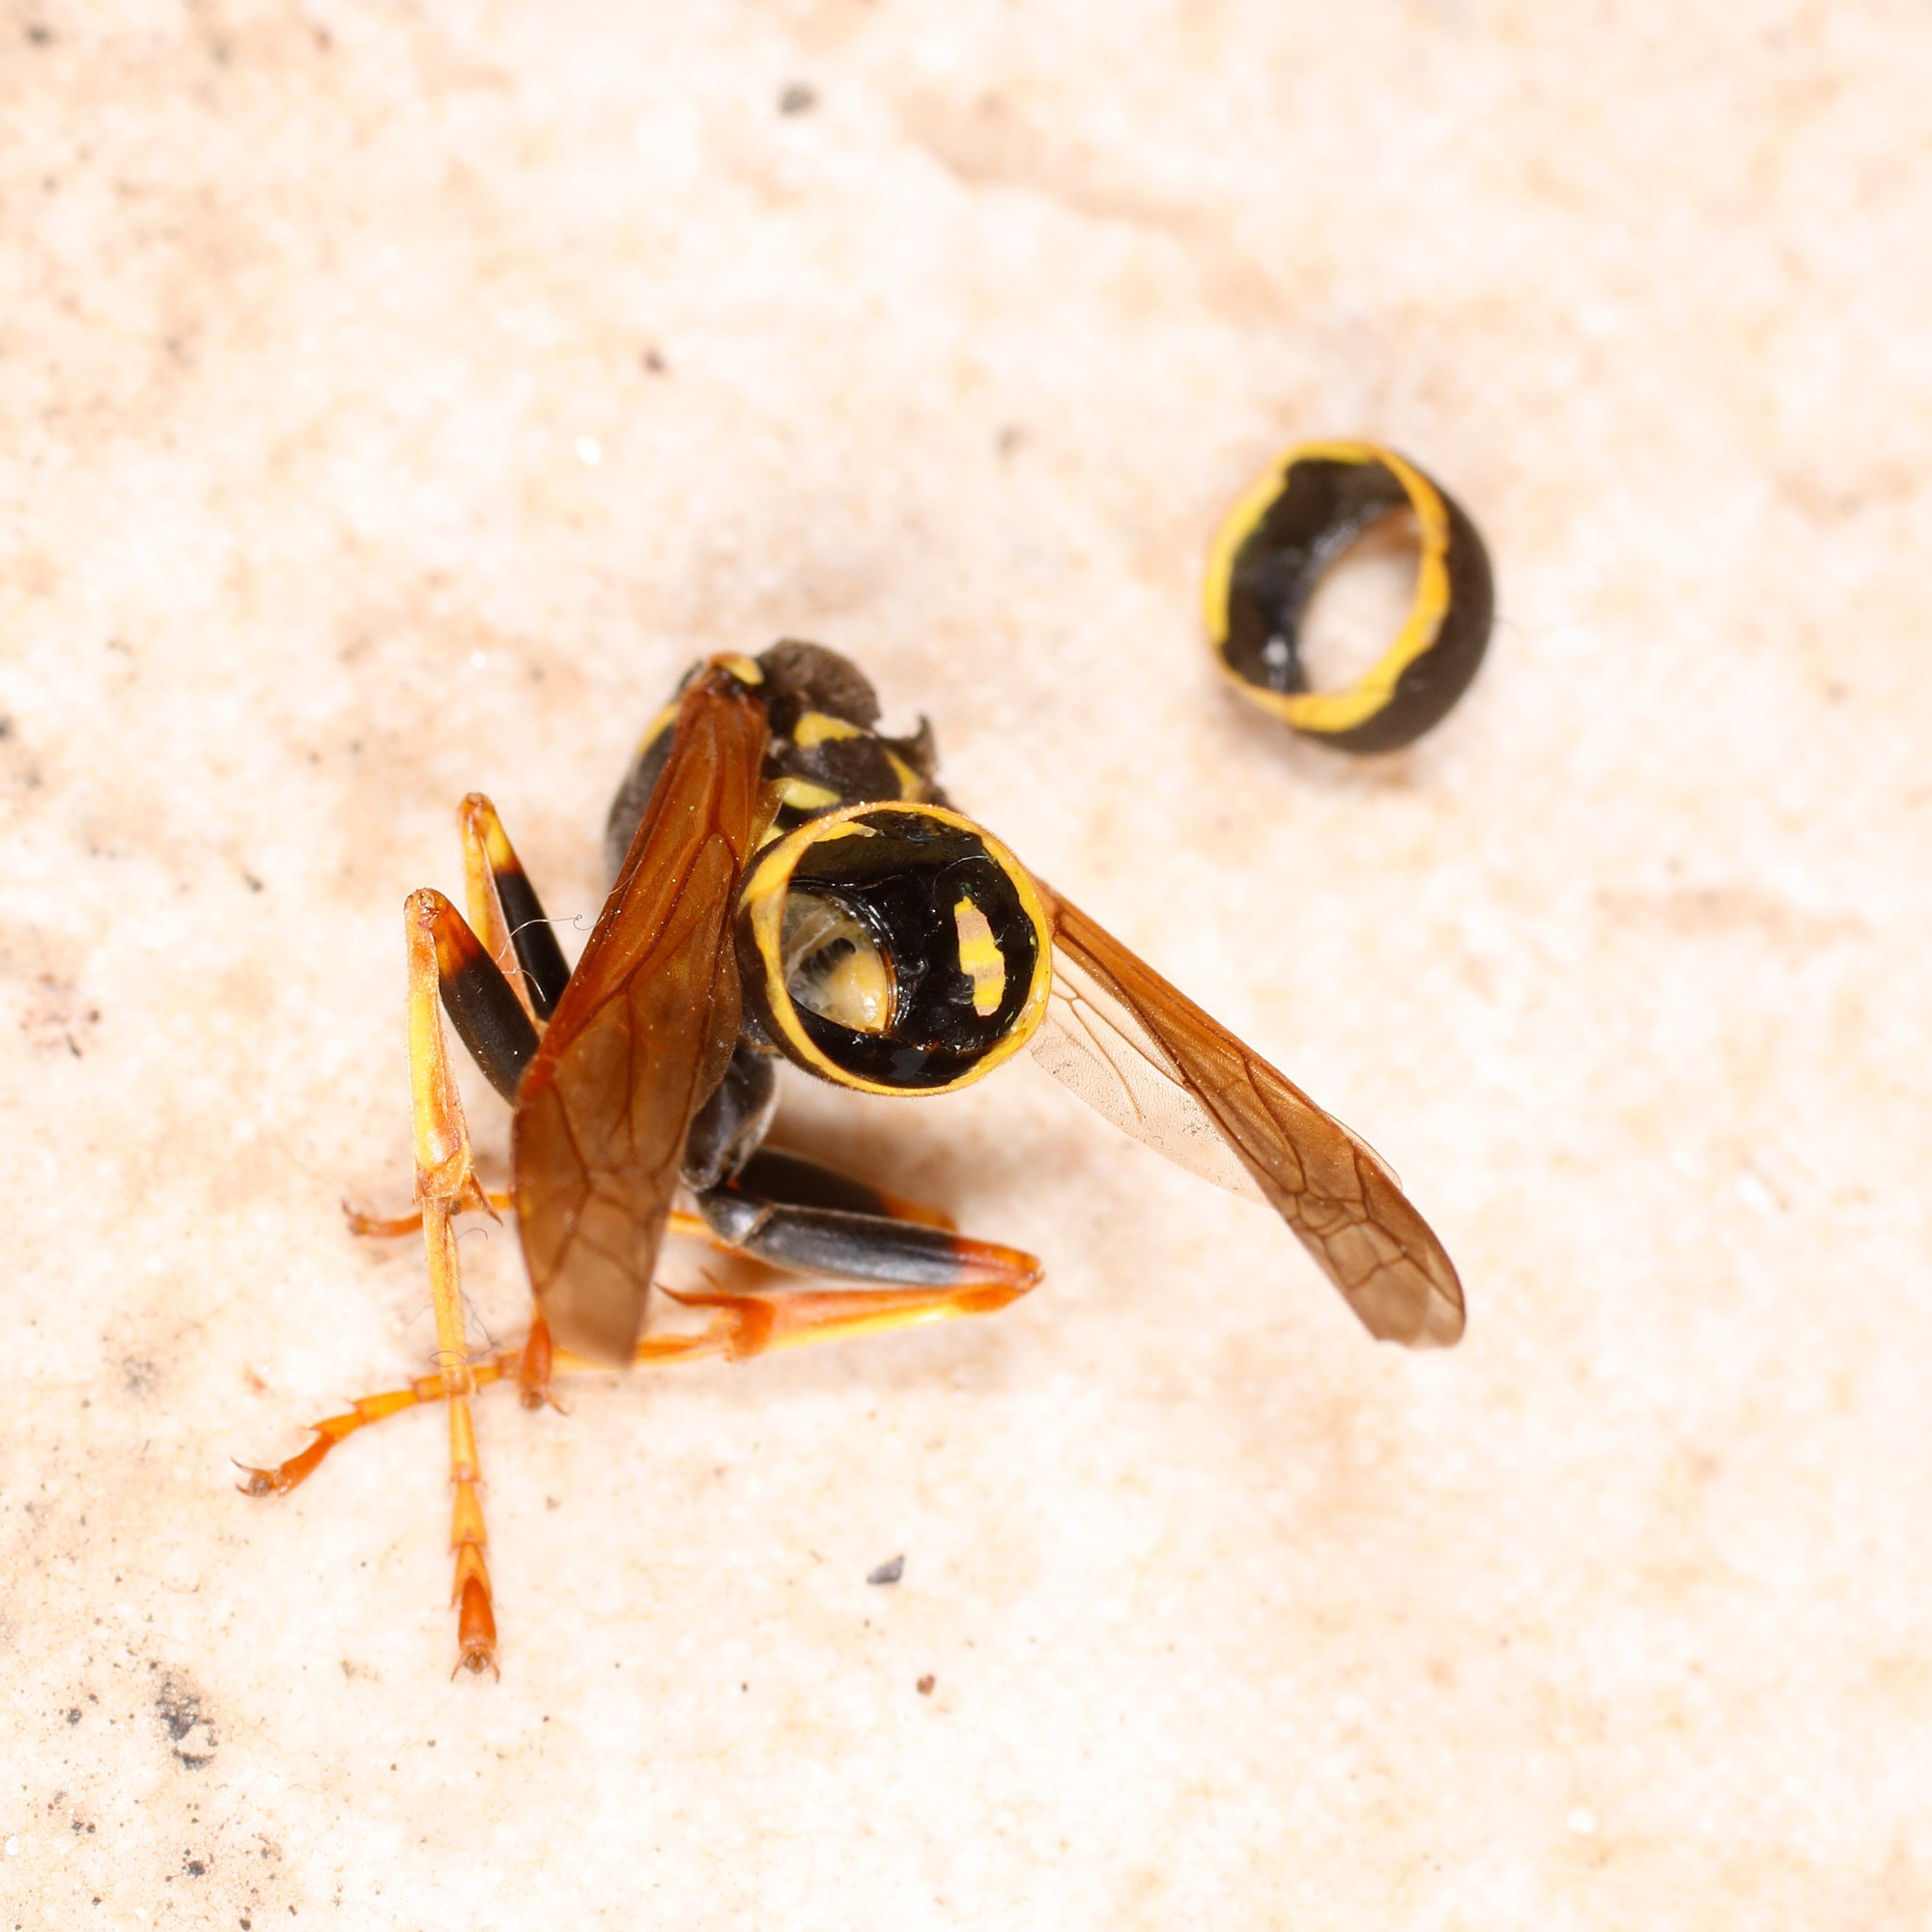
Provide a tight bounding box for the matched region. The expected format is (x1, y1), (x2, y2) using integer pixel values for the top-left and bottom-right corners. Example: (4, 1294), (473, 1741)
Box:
(512, 667), (770, 1363)
(1030, 886), (1464, 1348)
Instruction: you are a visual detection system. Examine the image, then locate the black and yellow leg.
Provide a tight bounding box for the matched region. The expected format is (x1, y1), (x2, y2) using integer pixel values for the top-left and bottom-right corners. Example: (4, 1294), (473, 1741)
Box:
(414, 887), (538, 1105)
(340, 807), (560, 1236)
(458, 793), (572, 1021)
(1204, 439), (1493, 753)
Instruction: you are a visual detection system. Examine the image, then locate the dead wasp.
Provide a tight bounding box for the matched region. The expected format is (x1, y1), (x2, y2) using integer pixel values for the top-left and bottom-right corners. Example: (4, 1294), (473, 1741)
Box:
(242, 640), (1463, 1674)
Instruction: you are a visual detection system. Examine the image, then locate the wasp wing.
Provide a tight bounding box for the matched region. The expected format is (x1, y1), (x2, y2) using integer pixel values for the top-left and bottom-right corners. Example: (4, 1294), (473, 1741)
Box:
(1030, 887), (1463, 1348)
(512, 668), (771, 1363)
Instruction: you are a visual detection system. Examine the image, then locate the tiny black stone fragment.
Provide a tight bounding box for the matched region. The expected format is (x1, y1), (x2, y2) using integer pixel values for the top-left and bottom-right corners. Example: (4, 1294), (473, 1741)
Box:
(867, 1555), (905, 1586)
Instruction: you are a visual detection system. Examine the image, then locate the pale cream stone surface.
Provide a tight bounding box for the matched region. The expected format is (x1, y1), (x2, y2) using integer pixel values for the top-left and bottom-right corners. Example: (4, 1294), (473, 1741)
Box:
(3, 3), (1928, 1926)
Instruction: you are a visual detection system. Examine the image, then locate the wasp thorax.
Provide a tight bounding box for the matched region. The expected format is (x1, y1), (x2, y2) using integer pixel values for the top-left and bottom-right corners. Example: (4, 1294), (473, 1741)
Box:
(737, 803), (1053, 1095)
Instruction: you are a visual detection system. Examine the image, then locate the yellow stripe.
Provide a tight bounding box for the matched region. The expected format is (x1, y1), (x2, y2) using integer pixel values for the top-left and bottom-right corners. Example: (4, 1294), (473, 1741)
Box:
(1204, 440), (1452, 738)
(1202, 460), (1294, 650)
(952, 896), (1007, 1017)
(793, 710), (865, 749)
(738, 803), (1053, 1098)
(779, 776), (844, 813)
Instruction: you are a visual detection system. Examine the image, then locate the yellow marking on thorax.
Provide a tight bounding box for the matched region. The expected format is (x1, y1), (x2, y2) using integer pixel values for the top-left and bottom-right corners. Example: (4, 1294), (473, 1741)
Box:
(952, 896), (1006, 1017)
(885, 750), (923, 798)
(779, 776), (844, 814)
(793, 710), (865, 749)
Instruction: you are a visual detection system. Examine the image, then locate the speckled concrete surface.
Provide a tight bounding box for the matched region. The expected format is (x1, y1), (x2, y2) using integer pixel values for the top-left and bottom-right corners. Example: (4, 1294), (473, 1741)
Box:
(4, 4), (1929, 1927)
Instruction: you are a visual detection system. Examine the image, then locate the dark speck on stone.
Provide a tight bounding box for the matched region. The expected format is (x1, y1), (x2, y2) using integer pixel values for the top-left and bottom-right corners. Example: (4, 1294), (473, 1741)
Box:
(867, 1554), (904, 1586)
(779, 82), (816, 115)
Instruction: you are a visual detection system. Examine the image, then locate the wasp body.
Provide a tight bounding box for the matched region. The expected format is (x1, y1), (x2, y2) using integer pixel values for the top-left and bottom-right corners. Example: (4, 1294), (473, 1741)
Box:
(244, 640), (1462, 1674)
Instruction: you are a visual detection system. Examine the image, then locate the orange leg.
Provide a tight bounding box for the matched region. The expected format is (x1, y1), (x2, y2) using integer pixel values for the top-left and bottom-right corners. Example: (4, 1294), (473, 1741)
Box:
(270, 888), (505, 1675)
(239, 1240), (1039, 1492)
(389, 888), (511, 1675)
(344, 1197), (729, 1250)
(635, 1238), (1039, 1363)
(343, 1189), (514, 1238)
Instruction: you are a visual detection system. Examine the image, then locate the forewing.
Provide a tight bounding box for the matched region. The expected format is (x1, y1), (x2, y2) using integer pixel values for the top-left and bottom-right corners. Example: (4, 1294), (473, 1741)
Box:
(513, 671), (770, 1363)
(1032, 887), (1464, 1348)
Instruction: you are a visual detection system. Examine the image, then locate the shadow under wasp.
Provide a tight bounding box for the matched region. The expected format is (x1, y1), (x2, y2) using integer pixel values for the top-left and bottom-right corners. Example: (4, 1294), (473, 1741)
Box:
(242, 640), (1463, 1675)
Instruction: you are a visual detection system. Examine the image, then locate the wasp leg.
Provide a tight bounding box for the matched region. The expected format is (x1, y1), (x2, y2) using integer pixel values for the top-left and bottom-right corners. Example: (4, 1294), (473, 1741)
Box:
(252, 1193), (749, 1455)
(240, 1219), (1037, 1501)
(611, 1179), (1040, 1365)
(696, 1177), (1025, 1288)
(236, 1345), (529, 1495)
(458, 793), (571, 1021)
(343, 1201), (718, 1245)
(733, 1146), (958, 1232)
(624, 1265), (1038, 1367)
(409, 887), (508, 1674)
(338, 797), (566, 1235)
(244, 890), (522, 1677)
(344, 1189), (516, 1239)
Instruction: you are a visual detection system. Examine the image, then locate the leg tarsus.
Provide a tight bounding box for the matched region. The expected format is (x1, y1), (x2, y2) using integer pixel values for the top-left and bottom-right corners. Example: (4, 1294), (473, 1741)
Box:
(344, 1203), (426, 1239)
(454, 1574), (499, 1679)
(236, 1350), (523, 1497)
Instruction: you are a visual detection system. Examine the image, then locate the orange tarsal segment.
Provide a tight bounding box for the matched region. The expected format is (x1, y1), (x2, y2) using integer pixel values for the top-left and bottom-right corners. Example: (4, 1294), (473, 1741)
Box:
(233, 1348), (526, 1498)
(511, 666), (772, 1366)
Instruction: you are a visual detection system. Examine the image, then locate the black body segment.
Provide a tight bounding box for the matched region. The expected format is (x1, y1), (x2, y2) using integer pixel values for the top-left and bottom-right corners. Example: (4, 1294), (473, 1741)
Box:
(735, 802), (1054, 1097)
(1207, 440), (1492, 753)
